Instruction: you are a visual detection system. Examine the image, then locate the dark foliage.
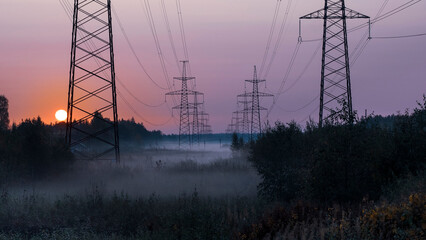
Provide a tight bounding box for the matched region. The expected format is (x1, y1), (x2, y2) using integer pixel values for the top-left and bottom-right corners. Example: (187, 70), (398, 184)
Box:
(118, 118), (162, 145)
(0, 118), (74, 183)
(249, 96), (426, 203)
(64, 113), (162, 155)
(0, 96), (9, 131)
(231, 132), (245, 152)
(249, 121), (306, 201)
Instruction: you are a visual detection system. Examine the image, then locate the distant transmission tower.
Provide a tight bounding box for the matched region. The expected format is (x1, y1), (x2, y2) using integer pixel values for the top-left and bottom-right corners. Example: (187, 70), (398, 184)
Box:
(166, 61), (200, 147)
(237, 91), (251, 135)
(199, 111), (211, 134)
(232, 110), (242, 133)
(190, 92), (204, 145)
(66, 0), (120, 162)
(300, 0), (369, 127)
(238, 66), (273, 139)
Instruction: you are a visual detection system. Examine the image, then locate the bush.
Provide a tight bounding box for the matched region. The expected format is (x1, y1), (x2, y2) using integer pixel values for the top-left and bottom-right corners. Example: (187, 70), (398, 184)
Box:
(249, 121), (306, 201)
(249, 96), (426, 203)
(361, 193), (426, 240)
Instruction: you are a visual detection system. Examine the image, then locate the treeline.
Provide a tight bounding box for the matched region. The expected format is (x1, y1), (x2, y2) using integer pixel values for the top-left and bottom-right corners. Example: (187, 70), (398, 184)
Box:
(64, 112), (162, 147)
(0, 95), (163, 183)
(0, 118), (73, 183)
(249, 95), (426, 203)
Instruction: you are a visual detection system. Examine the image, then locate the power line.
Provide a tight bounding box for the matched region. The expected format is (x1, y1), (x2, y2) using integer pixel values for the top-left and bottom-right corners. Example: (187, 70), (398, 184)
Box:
(263, 0), (294, 79)
(267, 41), (321, 96)
(112, 6), (169, 90)
(140, 0), (173, 91)
(373, 32), (426, 39)
(276, 95), (319, 113)
(161, 0), (181, 73)
(298, 104), (319, 125)
(267, 41), (301, 117)
(118, 90), (173, 127)
(175, 0), (195, 89)
(116, 80), (166, 108)
(176, 0), (190, 62)
(259, 0), (282, 77)
(348, 0), (422, 33)
(137, 0), (179, 107)
(349, 0), (390, 66)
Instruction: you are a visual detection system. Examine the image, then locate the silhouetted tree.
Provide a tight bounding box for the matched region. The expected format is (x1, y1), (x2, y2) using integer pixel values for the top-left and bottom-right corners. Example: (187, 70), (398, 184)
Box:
(0, 95), (9, 131)
(249, 96), (426, 202)
(231, 133), (241, 151)
(249, 121), (306, 201)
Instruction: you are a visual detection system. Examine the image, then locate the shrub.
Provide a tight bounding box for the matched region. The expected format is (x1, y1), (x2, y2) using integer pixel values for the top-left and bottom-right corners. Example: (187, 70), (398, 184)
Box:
(249, 96), (426, 203)
(361, 193), (426, 240)
(249, 121), (307, 201)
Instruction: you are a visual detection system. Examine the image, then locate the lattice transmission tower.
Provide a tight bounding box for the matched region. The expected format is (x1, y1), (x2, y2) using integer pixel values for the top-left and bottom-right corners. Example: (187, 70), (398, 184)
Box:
(66, 0), (120, 162)
(300, 0), (369, 127)
(166, 61), (201, 147)
(190, 92), (204, 145)
(199, 111), (212, 134)
(238, 66), (273, 139)
(237, 91), (251, 135)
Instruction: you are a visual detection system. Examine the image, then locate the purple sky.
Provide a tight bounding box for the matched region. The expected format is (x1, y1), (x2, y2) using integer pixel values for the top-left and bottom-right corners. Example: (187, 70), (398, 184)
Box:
(0, 0), (425, 133)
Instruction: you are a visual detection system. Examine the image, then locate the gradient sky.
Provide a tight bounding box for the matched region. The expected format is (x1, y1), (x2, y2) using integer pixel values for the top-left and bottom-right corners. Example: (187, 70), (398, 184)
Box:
(0, 0), (425, 133)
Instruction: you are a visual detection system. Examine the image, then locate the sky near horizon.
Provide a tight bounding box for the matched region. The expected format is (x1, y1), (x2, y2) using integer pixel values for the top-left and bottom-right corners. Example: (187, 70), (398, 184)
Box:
(0, 0), (425, 133)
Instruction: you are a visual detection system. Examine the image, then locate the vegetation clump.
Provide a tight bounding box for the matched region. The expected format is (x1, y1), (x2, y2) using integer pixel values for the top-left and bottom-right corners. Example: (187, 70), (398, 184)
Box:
(249, 96), (426, 203)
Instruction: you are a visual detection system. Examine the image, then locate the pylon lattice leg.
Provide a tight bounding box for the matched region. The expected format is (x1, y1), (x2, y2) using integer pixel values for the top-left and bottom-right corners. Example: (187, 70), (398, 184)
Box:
(66, 0), (120, 162)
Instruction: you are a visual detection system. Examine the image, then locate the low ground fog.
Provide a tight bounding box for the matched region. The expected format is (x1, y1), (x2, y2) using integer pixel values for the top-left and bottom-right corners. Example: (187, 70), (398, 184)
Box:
(6, 142), (259, 199)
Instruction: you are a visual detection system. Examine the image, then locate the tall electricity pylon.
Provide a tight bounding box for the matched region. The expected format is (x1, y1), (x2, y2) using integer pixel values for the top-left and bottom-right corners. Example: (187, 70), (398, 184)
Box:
(66, 0), (120, 162)
(300, 0), (369, 127)
(238, 66), (273, 139)
(166, 61), (200, 147)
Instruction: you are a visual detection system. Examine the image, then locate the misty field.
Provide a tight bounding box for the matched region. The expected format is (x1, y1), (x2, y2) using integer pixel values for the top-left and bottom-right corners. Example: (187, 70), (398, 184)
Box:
(0, 146), (424, 240)
(0, 147), (262, 239)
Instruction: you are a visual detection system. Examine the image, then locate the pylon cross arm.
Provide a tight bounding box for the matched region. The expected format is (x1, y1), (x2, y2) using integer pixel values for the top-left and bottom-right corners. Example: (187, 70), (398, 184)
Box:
(300, 7), (369, 20)
(300, 8), (326, 19)
(345, 8), (369, 19)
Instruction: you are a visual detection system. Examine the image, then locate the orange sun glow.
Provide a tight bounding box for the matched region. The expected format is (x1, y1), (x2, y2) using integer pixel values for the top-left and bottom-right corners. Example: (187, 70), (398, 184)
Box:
(55, 109), (67, 122)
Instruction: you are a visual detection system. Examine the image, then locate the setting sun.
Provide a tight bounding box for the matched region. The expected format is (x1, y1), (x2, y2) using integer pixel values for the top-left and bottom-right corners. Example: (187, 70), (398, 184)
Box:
(55, 109), (67, 122)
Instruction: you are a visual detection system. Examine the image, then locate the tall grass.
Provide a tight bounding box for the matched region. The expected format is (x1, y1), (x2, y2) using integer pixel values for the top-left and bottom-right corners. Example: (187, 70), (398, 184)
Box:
(0, 188), (264, 239)
(0, 188), (424, 239)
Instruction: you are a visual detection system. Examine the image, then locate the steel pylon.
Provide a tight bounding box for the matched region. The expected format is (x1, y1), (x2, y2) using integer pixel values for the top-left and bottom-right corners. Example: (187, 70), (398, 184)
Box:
(66, 0), (120, 162)
(190, 92), (204, 145)
(237, 90), (251, 135)
(166, 61), (202, 147)
(238, 66), (273, 139)
(300, 0), (369, 127)
(199, 111), (211, 134)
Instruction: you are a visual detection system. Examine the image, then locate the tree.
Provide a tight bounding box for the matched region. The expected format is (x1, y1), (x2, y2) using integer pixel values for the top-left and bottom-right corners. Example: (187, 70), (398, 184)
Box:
(230, 132), (241, 151)
(249, 121), (306, 201)
(0, 95), (9, 131)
